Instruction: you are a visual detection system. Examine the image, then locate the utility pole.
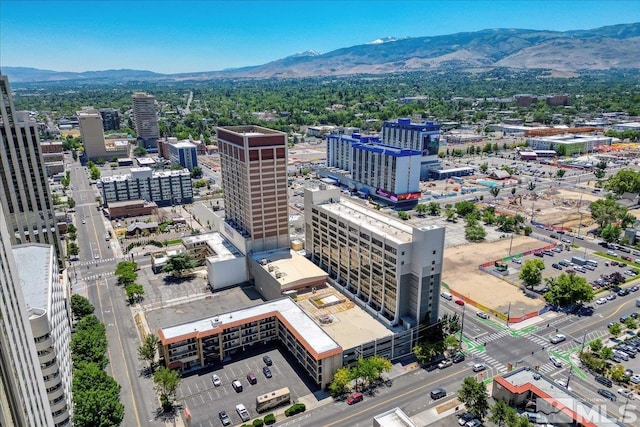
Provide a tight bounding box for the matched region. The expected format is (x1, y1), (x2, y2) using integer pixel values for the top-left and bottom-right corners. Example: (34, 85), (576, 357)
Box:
(459, 304), (466, 349)
(506, 302), (511, 328)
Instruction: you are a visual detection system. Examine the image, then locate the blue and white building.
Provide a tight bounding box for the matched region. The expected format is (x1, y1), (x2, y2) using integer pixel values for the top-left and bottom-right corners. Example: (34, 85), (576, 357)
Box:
(381, 118), (441, 179)
(322, 133), (422, 204)
(168, 141), (198, 171)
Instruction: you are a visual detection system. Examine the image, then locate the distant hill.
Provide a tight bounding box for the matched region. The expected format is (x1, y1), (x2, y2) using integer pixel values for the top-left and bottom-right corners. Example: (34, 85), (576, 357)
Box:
(3, 23), (640, 82)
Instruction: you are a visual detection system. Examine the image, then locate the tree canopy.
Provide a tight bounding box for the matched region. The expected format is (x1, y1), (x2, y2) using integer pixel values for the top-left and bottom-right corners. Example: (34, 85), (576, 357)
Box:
(70, 294), (95, 320)
(162, 253), (197, 277)
(519, 259), (545, 289)
(543, 273), (595, 307)
(458, 376), (490, 419)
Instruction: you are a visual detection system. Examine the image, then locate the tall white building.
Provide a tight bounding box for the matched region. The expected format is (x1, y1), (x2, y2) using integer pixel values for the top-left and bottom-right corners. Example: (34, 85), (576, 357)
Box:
(168, 140), (198, 171)
(100, 167), (193, 207)
(132, 92), (160, 152)
(14, 244), (72, 427)
(304, 185), (445, 327)
(381, 118), (441, 179)
(0, 204), (54, 426)
(77, 107), (129, 160)
(0, 74), (61, 256)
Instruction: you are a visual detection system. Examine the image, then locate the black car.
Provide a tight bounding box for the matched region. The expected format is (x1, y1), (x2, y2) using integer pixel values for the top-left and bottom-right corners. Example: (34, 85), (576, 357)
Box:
(618, 288), (630, 297)
(552, 263), (562, 270)
(452, 352), (466, 363)
(263, 355), (273, 366)
(263, 366), (272, 378)
(550, 234), (559, 239)
(595, 375), (613, 388)
(597, 388), (617, 401)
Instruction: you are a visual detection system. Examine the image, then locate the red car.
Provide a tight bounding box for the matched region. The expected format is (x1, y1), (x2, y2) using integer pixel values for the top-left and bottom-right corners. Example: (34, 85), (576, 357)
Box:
(455, 299), (465, 306)
(346, 392), (363, 405)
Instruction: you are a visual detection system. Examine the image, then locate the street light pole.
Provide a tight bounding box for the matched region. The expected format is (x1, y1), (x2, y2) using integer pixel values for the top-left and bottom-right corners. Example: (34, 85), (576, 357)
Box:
(459, 304), (466, 349)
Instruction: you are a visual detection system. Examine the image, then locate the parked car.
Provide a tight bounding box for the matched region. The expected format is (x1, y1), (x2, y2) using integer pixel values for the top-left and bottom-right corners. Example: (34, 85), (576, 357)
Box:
(263, 366), (272, 378)
(263, 355), (273, 366)
(476, 311), (489, 319)
(595, 375), (613, 388)
(211, 374), (221, 387)
(552, 263), (562, 270)
(218, 411), (231, 426)
(452, 352), (466, 363)
(618, 388), (634, 399)
(438, 359), (453, 369)
(465, 420), (482, 427)
(455, 299), (465, 306)
(232, 380), (243, 392)
(346, 392), (364, 405)
(550, 334), (566, 344)
(246, 373), (257, 385)
(430, 388), (447, 400)
(458, 412), (475, 426)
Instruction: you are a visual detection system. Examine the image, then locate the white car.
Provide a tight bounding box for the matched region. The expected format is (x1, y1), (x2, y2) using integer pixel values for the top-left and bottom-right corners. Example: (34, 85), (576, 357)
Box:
(549, 356), (562, 368)
(550, 334), (566, 344)
(618, 388), (634, 399)
(211, 374), (221, 387)
(630, 374), (640, 384)
(476, 311), (489, 320)
(608, 250), (618, 257)
(472, 363), (486, 372)
(596, 297), (607, 305)
(82, 219), (86, 224)
(94, 254), (100, 260)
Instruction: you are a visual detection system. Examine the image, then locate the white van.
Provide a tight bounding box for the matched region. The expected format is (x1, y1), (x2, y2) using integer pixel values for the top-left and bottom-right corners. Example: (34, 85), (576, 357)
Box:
(236, 404), (250, 422)
(636, 298), (640, 307)
(441, 292), (453, 301)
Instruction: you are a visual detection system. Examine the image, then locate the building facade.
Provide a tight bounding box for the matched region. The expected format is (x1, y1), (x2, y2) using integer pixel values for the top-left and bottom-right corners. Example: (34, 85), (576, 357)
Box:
(0, 203), (55, 427)
(14, 244), (72, 427)
(217, 125), (289, 253)
(381, 118), (441, 179)
(304, 185), (445, 327)
(0, 75), (61, 254)
(323, 133), (422, 203)
(98, 108), (120, 131)
(100, 167), (193, 207)
(132, 92), (159, 152)
(527, 134), (613, 155)
(157, 298), (343, 389)
(168, 141), (198, 171)
(77, 107), (106, 159)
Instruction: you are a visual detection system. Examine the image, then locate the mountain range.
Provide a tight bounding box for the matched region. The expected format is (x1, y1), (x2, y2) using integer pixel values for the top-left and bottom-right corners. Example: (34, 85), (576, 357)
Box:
(3, 23), (640, 83)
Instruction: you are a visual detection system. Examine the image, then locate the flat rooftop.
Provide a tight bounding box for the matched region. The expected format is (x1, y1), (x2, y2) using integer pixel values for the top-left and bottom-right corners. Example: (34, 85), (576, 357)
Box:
(320, 197), (414, 244)
(13, 244), (54, 312)
(218, 125), (284, 136)
(497, 368), (625, 426)
(157, 297), (341, 357)
(373, 407), (417, 427)
(252, 249), (327, 289)
(297, 286), (393, 350)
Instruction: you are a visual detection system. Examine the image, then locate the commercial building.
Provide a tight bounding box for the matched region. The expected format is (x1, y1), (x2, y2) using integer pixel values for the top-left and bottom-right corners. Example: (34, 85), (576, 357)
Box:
(304, 184), (445, 327)
(527, 134), (613, 155)
(107, 200), (158, 219)
(132, 92), (160, 152)
(98, 108), (120, 131)
(78, 108), (129, 160)
(100, 167), (193, 207)
(492, 367), (625, 427)
(381, 118), (441, 179)
(0, 202), (55, 427)
(40, 141), (65, 176)
(217, 125), (289, 253)
(322, 133), (422, 205)
(14, 244), (72, 427)
(168, 140), (198, 171)
(157, 297), (343, 389)
(0, 75), (61, 254)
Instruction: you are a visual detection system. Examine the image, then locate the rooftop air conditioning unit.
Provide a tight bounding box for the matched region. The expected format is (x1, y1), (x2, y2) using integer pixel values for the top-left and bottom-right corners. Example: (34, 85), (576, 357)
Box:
(268, 264), (274, 272)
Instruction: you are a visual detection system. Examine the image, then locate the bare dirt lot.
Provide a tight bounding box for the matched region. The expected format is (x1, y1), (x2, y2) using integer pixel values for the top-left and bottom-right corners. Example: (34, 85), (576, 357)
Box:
(443, 236), (546, 317)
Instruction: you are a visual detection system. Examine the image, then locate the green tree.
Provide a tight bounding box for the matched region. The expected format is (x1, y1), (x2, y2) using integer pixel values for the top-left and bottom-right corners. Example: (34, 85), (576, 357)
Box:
(426, 202), (441, 216)
(72, 363), (124, 427)
(479, 162), (489, 173)
(600, 224), (622, 243)
(441, 313), (462, 336)
(455, 200), (477, 217)
(519, 259), (545, 289)
(138, 333), (159, 371)
(610, 364), (627, 383)
(153, 368), (181, 412)
(490, 187), (501, 199)
(70, 294), (95, 320)
(608, 322), (622, 338)
(115, 261), (138, 285)
(133, 145), (147, 156)
(589, 338), (603, 353)
(605, 169), (640, 196)
(458, 376), (490, 419)
(71, 315), (108, 369)
(191, 166), (203, 178)
(624, 317), (637, 330)
(556, 169), (566, 179)
(543, 273), (594, 307)
(490, 399), (513, 427)
(125, 283), (145, 304)
(589, 197), (627, 229)
(90, 165), (101, 181)
(600, 346), (614, 360)
(162, 253), (198, 277)
(415, 203), (428, 216)
(328, 366), (353, 397)
(465, 223), (487, 241)
(67, 197), (76, 209)
(68, 241), (80, 257)
(67, 223), (77, 234)
(594, 168), (606, 181)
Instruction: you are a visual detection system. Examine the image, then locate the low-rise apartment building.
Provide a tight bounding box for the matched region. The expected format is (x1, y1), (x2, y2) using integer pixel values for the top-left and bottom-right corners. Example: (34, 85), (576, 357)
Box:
(157, 297), (343, 388)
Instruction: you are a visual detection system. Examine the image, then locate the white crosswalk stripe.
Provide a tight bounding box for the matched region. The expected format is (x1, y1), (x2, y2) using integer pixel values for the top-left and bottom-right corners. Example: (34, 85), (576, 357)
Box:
(467, 348), (506, 371)
(475, 330), (510, 344)
(76, 258), (117, 266)
(537, 362), (557, 374)
(82, 271), (115, 281)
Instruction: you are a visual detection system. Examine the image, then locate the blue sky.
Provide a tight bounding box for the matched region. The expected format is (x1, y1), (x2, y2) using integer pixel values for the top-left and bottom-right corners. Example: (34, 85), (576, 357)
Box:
(1, 1), (639, 74)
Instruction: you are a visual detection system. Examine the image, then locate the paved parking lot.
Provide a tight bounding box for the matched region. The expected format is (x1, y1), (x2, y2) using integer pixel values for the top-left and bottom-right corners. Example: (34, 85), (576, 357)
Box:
(177, 343), (320, 427)
(507, 245), (638, 295)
